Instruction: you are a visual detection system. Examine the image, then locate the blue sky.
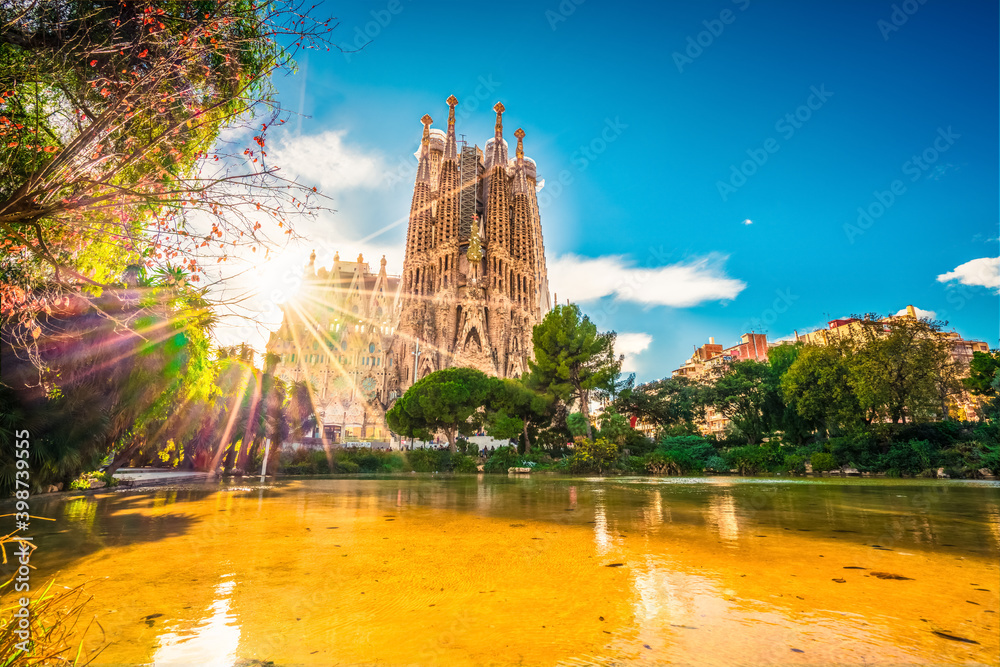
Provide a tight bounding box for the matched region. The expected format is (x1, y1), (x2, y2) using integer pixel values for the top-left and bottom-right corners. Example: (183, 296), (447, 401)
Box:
(226, 0), (999, 381)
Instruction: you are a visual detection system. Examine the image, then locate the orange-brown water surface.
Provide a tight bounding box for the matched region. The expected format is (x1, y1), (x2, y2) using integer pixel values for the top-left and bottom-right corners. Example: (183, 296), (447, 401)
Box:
(6, 475), (1000, 665)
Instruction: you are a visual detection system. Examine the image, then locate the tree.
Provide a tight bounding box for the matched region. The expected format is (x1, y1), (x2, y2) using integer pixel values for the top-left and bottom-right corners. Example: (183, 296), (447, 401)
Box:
(781, 343), (860, 435)
(526, 304), (620, 439)
(385, 367), (495, 453)
(965, 349), (1000, 420)
(965, 350), (1000, 397)
(285, 380), (318, 441)
(0, 275), (213, 491)
(611, 375), (707, 432)
(1, 0), (334, 361)
(485, 378), (553, 452)
(764, 343), (816, 444)
(711, 360), (772, 445)
(847, 315), (950, 424)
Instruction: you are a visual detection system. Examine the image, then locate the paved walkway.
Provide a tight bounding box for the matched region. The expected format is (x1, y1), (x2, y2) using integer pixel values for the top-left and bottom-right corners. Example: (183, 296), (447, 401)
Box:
(113, 468), (213, 484)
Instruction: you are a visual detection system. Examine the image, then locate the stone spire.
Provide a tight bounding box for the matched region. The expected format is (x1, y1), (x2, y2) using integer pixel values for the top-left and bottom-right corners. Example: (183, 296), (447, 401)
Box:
(444, 95), (458, 161)
(485, 102), (511, 261)
(405, 114), (435, 291)
(494, 101), (504, 137)
(511, 128), (531, 274)
(416, 114), (433, 183)
(436, 96), (461, 250)
(512, 128), (528, 196)
(488, 101), (507, 166)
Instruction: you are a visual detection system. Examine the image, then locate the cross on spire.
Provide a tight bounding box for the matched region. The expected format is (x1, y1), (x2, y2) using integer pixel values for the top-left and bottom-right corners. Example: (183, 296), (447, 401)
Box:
(444, 96), (458, 160)
(493, 101), (505, 138)
(514, 128), (525, 160)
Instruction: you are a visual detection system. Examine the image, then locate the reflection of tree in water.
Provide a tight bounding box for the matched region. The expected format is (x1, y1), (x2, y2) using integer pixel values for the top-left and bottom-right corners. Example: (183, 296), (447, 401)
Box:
(20, 487), (264, 575)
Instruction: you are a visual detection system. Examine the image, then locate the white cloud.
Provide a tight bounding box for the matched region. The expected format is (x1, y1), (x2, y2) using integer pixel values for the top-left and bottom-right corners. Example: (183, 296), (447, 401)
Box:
(615, 332), (653, 374)
(548, 253), (746, 308)
(742, 219), (753, 226)
(936, 257), (1000, 293)
(269, 130), (388, 193)
(895, 306), (937, 320)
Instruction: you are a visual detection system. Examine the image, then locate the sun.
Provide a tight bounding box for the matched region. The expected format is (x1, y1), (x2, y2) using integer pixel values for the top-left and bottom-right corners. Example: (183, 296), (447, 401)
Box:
(246, 249), (307, 305)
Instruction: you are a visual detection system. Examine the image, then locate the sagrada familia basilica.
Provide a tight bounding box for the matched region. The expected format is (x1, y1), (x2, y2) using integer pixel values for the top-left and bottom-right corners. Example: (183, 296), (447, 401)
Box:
(266, 98), (552, 442)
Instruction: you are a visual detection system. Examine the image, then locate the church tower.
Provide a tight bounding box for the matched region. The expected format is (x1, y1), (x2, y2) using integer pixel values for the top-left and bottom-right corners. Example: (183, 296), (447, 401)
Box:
(389, 98), (552, 394)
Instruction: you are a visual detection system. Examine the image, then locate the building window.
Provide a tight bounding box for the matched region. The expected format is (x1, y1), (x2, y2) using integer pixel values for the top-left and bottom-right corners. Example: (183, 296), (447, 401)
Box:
(369, 343), (375, 353)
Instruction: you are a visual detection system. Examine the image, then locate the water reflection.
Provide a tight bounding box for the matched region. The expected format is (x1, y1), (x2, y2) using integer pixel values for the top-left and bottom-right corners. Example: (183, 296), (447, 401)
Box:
(706, 491), (740, 545)
(592, 488), (614, 555)
(14, 476), (999, 665)
(152, 574), (241, 667)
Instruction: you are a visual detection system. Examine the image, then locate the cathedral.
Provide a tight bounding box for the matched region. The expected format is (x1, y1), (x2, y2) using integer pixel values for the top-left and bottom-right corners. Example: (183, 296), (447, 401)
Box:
(266, 98), (552, 442)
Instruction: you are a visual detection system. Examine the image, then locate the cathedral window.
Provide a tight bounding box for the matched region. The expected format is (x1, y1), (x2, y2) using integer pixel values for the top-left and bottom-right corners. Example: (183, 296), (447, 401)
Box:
(369, 343), (375, 353)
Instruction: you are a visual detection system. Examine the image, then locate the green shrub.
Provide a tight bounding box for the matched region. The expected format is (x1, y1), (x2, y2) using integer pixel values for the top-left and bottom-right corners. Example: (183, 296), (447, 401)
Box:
(313, 450), (331, 474)
(569, 438), (619, 474)
(456, 438), (478, 456)
(452, 454), (479, 473)
(612, 455), (646, 474)
(783, 454), (806, 474)
(879, 439), (935, 477)
(973, 420), (1000, 446)
(810, 452), (837, 472)
(379, 452), (410, 472)
(622, 429), (656, 456)
(350, 452), (378, 472)
(521, 451), (554, 465)
(335, 459), (360, 474)
(483, 446), (520, 473)
(726, 444), (782, 474)
(894, 421), (962, 448)
(656, 436), (716, 473)
(279, 448), (324, 474)
(406, 448), (454, 472)
(826, 432), (881, 471)
(704, 455), (728, 472)
(645, 452), (680, 475)
(68, 471), (118, 490)
(978, 443), (1000, 474)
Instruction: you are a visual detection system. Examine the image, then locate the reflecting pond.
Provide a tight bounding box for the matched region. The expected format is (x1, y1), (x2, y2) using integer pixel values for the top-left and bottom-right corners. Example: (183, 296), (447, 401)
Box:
(8, 476), (1000, 665)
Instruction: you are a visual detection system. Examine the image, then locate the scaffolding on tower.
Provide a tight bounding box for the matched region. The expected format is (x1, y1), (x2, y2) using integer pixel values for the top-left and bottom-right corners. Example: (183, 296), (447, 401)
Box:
(457, 142), (480, 242)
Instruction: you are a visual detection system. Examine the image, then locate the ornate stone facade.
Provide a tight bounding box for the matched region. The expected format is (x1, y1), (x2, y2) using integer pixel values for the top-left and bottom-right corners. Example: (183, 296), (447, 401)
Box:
(388, 98), (552, 392)
(267, 252), (400, 442)
(265, 98), (552, 441)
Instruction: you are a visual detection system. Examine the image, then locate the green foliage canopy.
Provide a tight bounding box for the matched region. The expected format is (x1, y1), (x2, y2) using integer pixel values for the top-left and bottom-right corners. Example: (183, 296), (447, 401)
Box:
(386, 367), (496, 453)
(527, 304), (620, 439)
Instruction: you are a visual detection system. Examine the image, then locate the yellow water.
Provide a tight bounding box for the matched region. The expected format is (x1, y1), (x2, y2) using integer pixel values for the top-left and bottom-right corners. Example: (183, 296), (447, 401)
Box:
(8, 476), (1000, 665)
